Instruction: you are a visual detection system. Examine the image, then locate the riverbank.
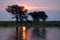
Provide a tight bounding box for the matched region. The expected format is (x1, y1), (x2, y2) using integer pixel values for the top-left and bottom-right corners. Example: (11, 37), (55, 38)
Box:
(0, 21), (60, 27)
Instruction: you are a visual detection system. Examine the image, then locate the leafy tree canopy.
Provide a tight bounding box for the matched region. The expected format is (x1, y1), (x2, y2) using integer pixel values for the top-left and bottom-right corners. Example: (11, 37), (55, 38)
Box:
(29, 11), (48, 21)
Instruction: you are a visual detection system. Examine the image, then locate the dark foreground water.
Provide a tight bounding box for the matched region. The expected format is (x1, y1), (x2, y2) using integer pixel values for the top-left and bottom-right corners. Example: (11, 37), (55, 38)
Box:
(0, 27), (60, 40)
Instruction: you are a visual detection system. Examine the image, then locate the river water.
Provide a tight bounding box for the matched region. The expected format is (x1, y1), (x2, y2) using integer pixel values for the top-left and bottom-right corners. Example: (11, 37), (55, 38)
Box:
(0, 27), (60, 40)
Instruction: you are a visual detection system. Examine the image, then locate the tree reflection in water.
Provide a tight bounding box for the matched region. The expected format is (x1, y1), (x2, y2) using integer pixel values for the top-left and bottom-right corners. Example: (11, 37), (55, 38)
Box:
(32, 27), (46, 40)
(33, 27), (40, 37)
(7, 27), (46, 40)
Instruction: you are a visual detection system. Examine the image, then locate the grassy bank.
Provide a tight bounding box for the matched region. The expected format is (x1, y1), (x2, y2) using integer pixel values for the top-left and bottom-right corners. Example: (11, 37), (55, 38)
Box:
(0, 21), (60, 27)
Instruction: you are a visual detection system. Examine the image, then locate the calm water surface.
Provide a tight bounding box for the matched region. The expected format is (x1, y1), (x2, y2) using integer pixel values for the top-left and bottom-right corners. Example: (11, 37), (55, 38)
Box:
(0, 27), (60, 40)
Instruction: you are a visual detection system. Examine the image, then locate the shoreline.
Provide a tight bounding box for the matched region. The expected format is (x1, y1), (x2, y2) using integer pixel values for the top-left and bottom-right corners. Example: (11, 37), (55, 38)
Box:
(0, 21), (60, 27)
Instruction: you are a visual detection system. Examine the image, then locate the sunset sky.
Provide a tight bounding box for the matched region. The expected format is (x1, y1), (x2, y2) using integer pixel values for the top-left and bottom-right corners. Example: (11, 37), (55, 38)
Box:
(0, 0), (60, 21)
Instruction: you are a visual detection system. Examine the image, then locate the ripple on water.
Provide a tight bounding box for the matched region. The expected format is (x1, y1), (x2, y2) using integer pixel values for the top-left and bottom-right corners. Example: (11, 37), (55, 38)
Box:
(0, 27), (60, 40)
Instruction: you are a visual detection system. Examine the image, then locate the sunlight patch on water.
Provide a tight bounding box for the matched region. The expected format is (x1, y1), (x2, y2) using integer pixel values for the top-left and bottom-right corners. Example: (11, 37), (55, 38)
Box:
(22, 26), (27, 40)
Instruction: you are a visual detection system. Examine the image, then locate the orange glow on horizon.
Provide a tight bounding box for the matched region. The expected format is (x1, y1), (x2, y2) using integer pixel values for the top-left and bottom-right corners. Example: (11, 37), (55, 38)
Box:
(24, 6), (28, 10)
(18, 4), (30, 10)
(18, 4), (59, 11)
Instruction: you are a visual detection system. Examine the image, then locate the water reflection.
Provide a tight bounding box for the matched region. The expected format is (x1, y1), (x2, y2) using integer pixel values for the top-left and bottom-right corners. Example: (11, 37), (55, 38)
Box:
(32, 27), (46, 40)
(22, 26), (27, 40)
(33, 27), (40, 37)
(0, 27), (60, 40)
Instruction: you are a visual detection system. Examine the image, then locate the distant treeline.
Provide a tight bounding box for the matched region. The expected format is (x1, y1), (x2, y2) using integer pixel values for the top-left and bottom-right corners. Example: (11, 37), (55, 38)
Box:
(0, 21), (60, 27)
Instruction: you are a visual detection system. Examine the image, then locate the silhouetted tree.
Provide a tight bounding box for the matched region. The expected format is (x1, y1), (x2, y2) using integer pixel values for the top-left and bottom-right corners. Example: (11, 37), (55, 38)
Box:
(6, 5), (28, 40)
(29, 11), (48, 25)
(38, 11), (48, 28)
(29, 12), (40, 23)
(29, 11), (41, 36)
(29, 11), (48, 37)
(38, 11), (48, 22)
(38, 11), (48, 39)
(6, 5), (28, 23)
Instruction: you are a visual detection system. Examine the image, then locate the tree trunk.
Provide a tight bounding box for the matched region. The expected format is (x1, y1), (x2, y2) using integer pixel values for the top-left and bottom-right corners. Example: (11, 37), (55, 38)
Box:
(16, 16), (19, 23)
(20, 17), (23, 25)
(16, 27), (18, 40)
(43, 20), (45, 29)
(42, 20), (46, 40)
(15, 16), (19, 40)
